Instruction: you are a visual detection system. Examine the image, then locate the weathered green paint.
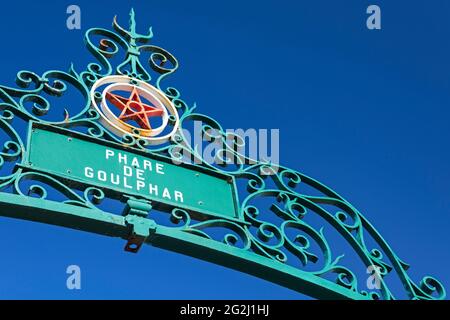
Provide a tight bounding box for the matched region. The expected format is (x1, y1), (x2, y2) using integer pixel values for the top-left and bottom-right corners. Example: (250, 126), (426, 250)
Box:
(0, 191), (364, 300)
(27, 123), (240, 221)
(0, 8), (444, 300)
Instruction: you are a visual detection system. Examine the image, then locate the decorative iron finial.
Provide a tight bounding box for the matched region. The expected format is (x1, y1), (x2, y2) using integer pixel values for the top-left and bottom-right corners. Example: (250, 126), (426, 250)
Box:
(113, 8), (153, 45)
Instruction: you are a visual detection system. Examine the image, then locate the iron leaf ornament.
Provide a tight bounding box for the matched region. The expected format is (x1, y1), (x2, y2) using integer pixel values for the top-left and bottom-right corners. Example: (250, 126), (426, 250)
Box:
(0, 9), (445, 300)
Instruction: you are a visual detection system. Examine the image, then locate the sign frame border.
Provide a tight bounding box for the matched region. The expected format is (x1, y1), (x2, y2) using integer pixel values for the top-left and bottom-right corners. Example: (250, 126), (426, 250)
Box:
(23, 121), (243, 223)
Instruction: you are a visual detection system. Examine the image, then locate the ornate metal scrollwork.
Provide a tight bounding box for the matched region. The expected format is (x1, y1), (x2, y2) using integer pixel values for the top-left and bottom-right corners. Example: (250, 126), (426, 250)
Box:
(0, 9), (444, 300)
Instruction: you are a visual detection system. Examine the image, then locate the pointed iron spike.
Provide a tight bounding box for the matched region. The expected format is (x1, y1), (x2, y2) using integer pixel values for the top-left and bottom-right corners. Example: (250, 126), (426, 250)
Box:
(112, 10), (153, 43)
(112, 14), (118, 27)
(129, 8), (136, 34)
(148, 26), (153, 38)
(68, 63), (79, 78)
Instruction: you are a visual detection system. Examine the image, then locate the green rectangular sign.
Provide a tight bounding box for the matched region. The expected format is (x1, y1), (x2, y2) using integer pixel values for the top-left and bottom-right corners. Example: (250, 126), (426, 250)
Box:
(26, 124), (240, 220)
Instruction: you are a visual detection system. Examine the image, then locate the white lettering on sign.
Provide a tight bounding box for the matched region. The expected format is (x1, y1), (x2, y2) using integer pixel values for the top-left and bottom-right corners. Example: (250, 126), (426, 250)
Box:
(82, 149), (183, 203)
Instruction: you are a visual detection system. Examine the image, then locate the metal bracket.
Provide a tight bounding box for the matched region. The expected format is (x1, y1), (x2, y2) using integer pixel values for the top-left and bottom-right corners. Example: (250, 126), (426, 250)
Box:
(122, 196), (156, 253)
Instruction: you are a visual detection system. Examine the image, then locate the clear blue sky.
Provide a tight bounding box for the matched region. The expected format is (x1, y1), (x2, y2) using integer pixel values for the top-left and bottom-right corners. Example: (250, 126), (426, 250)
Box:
(0, 0), (449, 299)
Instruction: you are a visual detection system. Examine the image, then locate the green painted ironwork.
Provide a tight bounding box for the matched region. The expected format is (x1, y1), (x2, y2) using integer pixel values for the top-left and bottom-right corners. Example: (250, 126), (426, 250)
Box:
(0, 9), (445, 300)
(27, 123), (240, 221)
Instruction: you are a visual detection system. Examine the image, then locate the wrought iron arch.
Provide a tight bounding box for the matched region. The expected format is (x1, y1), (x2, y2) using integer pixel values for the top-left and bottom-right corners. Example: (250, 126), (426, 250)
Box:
(0, 9), (445, 300)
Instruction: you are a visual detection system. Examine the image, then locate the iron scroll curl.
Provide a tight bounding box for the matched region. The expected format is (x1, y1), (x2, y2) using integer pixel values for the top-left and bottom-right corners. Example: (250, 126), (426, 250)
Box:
(0, 9), (445, 300)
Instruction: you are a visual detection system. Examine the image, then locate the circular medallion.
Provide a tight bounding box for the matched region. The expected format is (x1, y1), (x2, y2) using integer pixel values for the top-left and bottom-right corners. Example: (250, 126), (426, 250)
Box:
(90, 76), (179, 145)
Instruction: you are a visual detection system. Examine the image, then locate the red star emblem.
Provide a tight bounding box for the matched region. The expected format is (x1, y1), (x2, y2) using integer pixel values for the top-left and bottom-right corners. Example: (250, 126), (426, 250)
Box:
(105, 87), (164, 130)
